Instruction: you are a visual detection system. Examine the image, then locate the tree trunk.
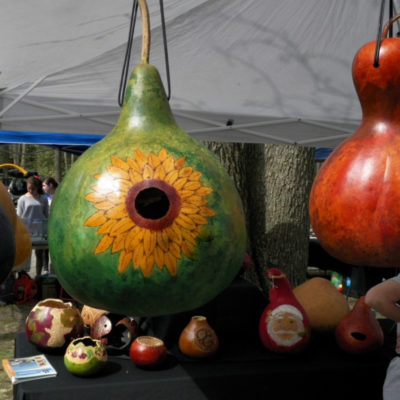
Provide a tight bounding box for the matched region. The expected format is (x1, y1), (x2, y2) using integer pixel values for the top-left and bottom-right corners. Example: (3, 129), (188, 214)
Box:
(54, 149), (61, 183)
(203, 141), (315, 292)
(246, 144), (314, 291)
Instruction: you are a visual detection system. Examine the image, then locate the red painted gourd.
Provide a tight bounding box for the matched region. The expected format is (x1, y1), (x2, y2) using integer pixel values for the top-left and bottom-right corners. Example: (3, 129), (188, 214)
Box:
(258, 268), (310, 354)
(309, 14), (400, 267)
(335, 296), (384, 354)
(47, 0), (246, 317)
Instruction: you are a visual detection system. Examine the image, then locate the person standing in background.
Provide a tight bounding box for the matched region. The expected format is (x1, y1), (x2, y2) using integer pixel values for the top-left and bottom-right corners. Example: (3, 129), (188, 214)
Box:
(42, 177), (58, 273)
(17, 176), (49, 276)
(42, 177), (58, 207)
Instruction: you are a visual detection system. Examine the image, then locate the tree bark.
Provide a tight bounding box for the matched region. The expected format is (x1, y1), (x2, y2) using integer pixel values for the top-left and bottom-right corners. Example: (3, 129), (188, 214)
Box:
(203, 141), (315, 292)
(54, 149), (61, 183)
(245, 144), (314, 290)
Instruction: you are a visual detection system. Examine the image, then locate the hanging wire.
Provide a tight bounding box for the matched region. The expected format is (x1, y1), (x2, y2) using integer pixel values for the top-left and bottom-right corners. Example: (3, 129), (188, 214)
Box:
(159, 0), (171, 100)
(118, 0), (139, 107)
(374, 0), (387, 67)
(118, 0), (171, 106)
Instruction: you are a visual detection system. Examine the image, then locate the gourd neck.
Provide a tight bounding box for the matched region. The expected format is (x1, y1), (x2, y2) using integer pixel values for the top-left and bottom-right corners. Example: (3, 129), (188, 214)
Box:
(116, 62), (176, 130)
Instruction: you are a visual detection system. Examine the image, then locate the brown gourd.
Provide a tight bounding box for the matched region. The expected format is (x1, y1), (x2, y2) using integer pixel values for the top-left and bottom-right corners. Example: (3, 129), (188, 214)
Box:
(293, 277), (349, 332)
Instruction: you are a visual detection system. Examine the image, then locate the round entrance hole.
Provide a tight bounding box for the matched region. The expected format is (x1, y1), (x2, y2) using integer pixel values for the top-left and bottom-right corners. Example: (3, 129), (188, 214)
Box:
(135, 187), (170, 220)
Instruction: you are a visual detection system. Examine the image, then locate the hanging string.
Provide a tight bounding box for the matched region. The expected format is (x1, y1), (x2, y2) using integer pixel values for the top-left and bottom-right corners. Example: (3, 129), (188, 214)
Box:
(374, 0), (386, 67)
(118, 0), (171, 106)
(159, 0), (171, 100)
(118, 0), (139, 107)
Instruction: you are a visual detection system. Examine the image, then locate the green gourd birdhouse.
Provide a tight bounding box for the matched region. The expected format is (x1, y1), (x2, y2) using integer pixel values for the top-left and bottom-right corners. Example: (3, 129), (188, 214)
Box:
(48, 0), (246, 317)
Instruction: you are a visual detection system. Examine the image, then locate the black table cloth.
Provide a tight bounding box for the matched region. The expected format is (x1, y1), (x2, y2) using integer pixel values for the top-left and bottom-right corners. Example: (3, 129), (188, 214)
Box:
(13, 278), (397, 400)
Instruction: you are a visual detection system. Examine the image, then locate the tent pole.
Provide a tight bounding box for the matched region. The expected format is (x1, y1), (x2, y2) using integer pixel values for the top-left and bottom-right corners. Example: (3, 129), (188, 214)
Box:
(0, 76), (47, 118)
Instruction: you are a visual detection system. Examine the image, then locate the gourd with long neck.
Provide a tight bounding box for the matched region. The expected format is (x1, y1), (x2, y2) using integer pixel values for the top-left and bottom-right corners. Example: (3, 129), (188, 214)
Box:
(309, 14), (400, 267)
(47, 0), (246, 317)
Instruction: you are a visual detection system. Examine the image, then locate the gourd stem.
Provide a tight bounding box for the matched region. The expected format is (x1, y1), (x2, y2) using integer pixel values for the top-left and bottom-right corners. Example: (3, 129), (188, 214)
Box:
(381, 13), (400, 39)
(138, 0), (150, 63)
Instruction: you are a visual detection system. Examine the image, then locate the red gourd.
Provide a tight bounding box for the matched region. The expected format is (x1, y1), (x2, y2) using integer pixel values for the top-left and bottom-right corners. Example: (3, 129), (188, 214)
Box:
(309, 14), (400, 267)
(335, 296), (384, 354)
(258, 268), (310, 354)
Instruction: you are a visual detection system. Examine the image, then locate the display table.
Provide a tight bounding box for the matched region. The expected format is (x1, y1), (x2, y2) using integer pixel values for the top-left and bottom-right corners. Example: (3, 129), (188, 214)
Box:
(12, 278), (397, 399)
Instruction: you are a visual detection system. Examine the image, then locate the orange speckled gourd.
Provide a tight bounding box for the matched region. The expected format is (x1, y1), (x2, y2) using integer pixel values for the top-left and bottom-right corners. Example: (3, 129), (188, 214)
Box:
(309, 15), (400, 267)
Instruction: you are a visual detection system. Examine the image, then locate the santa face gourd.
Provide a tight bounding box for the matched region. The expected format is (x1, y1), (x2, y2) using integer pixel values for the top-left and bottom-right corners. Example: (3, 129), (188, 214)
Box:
(259, 268), (310, 354)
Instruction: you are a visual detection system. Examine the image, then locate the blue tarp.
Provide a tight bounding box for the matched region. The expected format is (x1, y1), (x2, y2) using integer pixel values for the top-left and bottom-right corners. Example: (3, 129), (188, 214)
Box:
(0, 130), (104, 155)
(0, 130), (334, 160)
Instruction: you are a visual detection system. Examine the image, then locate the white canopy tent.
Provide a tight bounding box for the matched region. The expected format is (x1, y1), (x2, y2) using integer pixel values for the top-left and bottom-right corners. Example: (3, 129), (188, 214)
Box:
(0, 0), (397, 148)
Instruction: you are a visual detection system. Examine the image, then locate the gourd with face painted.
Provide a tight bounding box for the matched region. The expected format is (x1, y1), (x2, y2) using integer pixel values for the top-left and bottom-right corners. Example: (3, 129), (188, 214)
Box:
(259, 268), (310, 354)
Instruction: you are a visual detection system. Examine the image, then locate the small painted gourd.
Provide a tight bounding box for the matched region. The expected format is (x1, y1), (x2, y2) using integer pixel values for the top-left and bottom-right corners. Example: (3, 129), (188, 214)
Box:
(47, 0), (246, 317)
(64, 336), (107, 376)
(178, 316), (219, 358)
(25, 298), (84, 350)
(259, 268), (310, 354)
(309, 14), (400, 267)
(335, 296), (384, 354)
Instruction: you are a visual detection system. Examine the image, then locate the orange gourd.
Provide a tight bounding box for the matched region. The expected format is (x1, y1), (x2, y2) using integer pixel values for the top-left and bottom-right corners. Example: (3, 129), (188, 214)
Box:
(309, 15), (400, 267)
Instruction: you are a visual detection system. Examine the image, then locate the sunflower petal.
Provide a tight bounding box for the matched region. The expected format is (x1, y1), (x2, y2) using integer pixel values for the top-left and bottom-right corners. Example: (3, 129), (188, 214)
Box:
(184, 195), (208, 206)
(165, 169), (179, 185)
(189, 171), (202, 181)
(154, 246), (164, 270)
(157, 148), (167, 161)
(129, 169), (143, 185)
(149, 152), (161, 168)
(175, 214), (196, 230)
(162, 155), (175, 173)
(115, 179), (133, 193)
(94, 235), (113, 254)
(168, 223), (183, 245)
(154, 164), (166, 180)
(84, 192), (107, 202)
(156, 231), (169, 252)
(190, 214), (208, 225)
(134, 149), (148, 169)
(110, 218), (135, 236)
(141, 255), (155, 277)
(111, 233), (126, 253)
(94, 201), (115, 210)
(142, 164), (154, 180)
(97, 219), (117, 234)
(173, 177), (187, 190)
(111, 156), (130, 171)
(118, 251), (132, 273)
(126, 156), (141, 173)
(184, 181), (202, 191)
(196, 186), (213, 196)
(106, 165), (130, 180)
(133, 243), (144, 268)
(125, 225), (141, 251)
(182, 241), (195, 258)
(179, 166), (193, 177)
(199, 206), (216, 217)
(175, 157), (185, 169)
(143, 229), (156, 256)
(84, 211), (107, 227)
(181, 229), (197, 245)
(105, 204), (127, 219)
(181, 205), (199, 214)
(169, 241), (181, 259)
(164, 252), (177, 276)
(178, 189), (194, 199)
